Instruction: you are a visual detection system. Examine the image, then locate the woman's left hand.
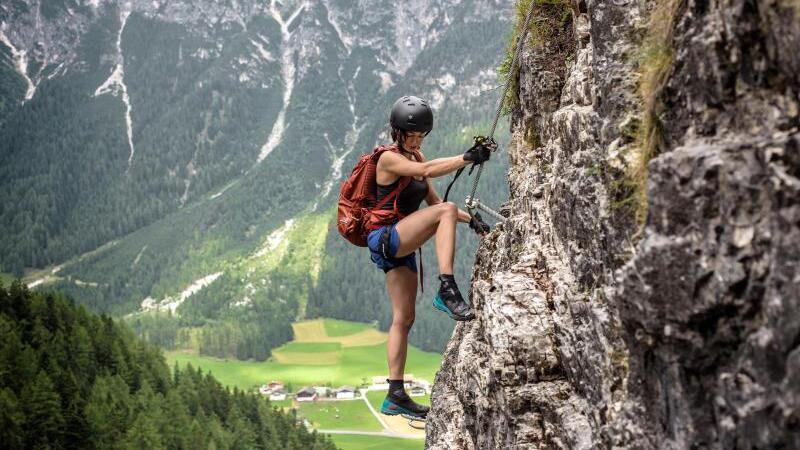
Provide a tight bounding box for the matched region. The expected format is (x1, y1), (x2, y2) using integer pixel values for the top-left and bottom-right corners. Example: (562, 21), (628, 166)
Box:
(469, 212), (490, 236)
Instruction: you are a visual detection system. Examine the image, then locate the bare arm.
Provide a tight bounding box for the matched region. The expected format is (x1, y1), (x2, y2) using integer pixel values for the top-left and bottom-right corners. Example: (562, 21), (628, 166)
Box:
(378, 151), (469, 179)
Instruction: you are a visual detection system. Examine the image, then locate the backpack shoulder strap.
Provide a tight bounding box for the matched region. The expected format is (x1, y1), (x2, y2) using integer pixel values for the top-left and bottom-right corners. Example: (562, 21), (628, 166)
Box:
(372, 145), (412, 210)
(370, 144), (399, 161)
(373, 175), (410, 210)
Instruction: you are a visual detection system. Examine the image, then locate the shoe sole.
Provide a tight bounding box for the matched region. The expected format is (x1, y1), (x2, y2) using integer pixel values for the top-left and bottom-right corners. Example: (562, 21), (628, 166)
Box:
(380, 398), (427, 419)
(433, 295), (474, 321)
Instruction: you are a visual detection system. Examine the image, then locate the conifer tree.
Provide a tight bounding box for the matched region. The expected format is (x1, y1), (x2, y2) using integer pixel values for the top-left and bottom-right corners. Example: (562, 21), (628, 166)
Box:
(22, 371), (65, 449)
(0, 387), (24, 450)
(122, 414), (165, 450)
(85, 375), (132, 448)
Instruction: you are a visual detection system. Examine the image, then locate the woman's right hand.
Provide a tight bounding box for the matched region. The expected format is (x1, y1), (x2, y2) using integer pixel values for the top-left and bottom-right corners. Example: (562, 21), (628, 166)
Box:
(463, 141), (493, 164)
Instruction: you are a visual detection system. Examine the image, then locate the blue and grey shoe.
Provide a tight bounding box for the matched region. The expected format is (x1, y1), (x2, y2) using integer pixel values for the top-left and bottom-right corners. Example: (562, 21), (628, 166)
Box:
(432, 275), (475, 321)
(380, 389), (429, 418)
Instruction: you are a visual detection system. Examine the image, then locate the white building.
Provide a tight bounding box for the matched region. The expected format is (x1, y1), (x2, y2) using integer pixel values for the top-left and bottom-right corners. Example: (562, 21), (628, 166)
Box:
(409, 384), (426, 397)
(259, 381), (285, 396)
(413, 379), (431, 392)
(313, 386), (330, 396)
(269, 389), (287, 401)
(369, 377), (389, 391)
(335, 386), (355, 399)
(369, 374), (417, 391)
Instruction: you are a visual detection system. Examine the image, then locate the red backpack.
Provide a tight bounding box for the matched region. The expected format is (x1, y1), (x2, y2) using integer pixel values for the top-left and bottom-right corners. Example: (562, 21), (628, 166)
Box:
(337, 145), (413, 247)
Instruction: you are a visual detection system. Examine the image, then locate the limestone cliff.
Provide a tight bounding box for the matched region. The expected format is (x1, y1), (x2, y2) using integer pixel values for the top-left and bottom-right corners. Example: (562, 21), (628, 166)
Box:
(427, 0), (800, 448)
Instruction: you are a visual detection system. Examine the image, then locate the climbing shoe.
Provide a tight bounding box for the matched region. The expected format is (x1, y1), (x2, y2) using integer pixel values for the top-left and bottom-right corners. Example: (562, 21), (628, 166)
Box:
(380, 388), (429, 419)
(432, 275), (475, 321)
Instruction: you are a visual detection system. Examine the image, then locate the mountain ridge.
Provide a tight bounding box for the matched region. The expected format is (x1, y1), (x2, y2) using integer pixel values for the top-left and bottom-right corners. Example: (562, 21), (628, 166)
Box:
(2, 0), (515, 354)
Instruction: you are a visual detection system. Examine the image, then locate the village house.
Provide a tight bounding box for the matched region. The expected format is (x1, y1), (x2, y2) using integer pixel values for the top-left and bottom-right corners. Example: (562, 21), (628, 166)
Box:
(313, 386), (331, 397)
(370, 376), (389, 391)
(296, 387), (317, 402)
(413, 379), (430, 392)
(335, 385), (355, 399)
(269, 388), (287, 401)
(409, 383), (426, 397)
(258, 380), (285, 396)
(368, 374), (417, 391)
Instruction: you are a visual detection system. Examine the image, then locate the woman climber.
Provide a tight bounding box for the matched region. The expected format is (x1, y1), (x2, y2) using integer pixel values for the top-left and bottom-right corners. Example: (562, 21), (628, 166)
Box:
(371, 95), (494, 419)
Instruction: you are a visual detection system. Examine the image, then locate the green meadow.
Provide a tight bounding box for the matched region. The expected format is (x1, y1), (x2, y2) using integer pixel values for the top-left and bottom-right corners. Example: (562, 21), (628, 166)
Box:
(279, 342), (343, 353)
(298, 399), (382, 431)
(167, 318), (437, 449)
(323, 318), (374, 337)
(166, 319), (441, 390)
(328, 435), (423, 450)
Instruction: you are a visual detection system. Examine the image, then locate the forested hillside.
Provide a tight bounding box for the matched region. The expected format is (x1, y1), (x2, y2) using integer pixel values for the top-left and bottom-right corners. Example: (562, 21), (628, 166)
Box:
(1, 0), (514, 356)
(0, 281), (335, 450)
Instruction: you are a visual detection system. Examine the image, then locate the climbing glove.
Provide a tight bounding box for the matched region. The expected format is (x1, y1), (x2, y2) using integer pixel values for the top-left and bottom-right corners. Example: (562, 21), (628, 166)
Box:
(469, 212), (490, 236)
(462, 140), (494, 164)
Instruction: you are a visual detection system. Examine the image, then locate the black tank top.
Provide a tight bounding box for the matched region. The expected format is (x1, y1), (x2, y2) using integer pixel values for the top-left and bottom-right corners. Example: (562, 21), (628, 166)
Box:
(376, 177), (428, 216)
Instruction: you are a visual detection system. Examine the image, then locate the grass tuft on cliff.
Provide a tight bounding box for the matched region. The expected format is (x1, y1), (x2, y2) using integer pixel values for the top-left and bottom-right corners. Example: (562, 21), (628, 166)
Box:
(628, 0), (684, 224)
(498, 0), (573, 116)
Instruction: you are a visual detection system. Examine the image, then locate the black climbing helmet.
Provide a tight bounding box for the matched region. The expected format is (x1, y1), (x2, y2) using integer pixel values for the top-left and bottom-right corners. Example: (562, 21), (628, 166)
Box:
(389, 95), (434, 134)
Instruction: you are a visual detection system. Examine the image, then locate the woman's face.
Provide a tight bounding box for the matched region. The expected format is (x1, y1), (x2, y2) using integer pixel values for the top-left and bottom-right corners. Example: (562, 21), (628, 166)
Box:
(402, 131), (425, 151)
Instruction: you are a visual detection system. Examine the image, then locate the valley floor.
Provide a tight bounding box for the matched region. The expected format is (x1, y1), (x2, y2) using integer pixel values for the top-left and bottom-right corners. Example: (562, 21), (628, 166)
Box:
(166, 318), (438, 450)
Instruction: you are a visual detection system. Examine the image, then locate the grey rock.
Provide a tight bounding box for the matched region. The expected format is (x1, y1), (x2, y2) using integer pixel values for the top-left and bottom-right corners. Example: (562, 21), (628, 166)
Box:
(428, 0), (800, 448)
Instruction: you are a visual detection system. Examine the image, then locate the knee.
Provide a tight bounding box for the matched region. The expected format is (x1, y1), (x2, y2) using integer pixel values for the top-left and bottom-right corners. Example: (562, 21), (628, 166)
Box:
(392, 313), (415, 331)
(438, 201), (458, 219)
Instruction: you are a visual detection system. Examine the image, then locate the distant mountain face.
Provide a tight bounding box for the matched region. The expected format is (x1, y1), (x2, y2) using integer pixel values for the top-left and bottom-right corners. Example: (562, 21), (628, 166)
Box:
(0, 0), (513, 353)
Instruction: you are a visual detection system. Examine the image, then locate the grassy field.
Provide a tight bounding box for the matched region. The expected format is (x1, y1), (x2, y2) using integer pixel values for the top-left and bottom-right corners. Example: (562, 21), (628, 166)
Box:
(328, 435), (423, 450)
(292, 319), (388, 347)
(272, 341), (343, 365)
(324, 319), (373, 337)
(331, 434), (425, 450)
(166, 319), (440, 389)
(167, 342), (439, 389)
(167, 318), (438, 449)
(279, 342), (343, 353)
(298, 399), (382, 431)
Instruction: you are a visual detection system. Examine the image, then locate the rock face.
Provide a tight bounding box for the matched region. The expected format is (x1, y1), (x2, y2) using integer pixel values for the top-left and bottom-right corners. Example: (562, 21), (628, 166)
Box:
(427, 0), (800, 448)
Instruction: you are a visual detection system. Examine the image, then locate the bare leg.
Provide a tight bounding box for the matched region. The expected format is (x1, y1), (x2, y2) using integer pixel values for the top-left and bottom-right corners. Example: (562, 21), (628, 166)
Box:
(394, 202), (458, 274)
(434, 206), (457, 275)
(386, 266), (418, 380)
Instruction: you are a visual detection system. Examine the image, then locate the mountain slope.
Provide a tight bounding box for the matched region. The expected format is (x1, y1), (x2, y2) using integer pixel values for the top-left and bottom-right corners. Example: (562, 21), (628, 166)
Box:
(1, 0), (514, 355)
